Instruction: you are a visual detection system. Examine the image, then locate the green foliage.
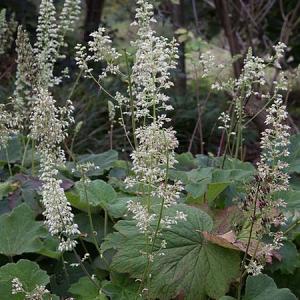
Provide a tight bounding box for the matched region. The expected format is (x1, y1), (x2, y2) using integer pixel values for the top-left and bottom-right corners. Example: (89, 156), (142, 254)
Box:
(66, 179), (117, 213)
(102, 273), (140, 300)
(75, 213), (113, 245)
(69, 277), (107, 300)
(0, 259), (50, 300)
(171, 156), (254, 206)
(243, 274), (297, 300)
(67, 150), (118, 177)
(104, 204), (240, 300)
(0, 204), (46, 256)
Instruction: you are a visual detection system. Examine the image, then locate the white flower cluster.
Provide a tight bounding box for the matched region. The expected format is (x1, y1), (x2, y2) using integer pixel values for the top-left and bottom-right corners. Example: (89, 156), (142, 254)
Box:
(34, 0), (59, 87)
(0, 9), (17, 55)
(13, 27), (37, 123)
(212, 46), (284, 95)
(126, 123), (183, 228)
(127, 200), (156, 233)
(12, 277), (50, 300)
(245, 260), (264, 276)
(12, 278), (24, 294)
(124, 0), (184, 237)
(198, 51), (220, 78)
(0, 104), (17, 149)
(243, 93), (290, 273)
(30, 89), (79, 251)
(257, 97), (290, 192)
(33, 0), (81, 87)
(75, 27), (121, 79)
(218, 112), (231, 130)
(211, 44), (289, 127)
(273, 42), (286, 68)
(7, 0), (81, 126)
(130, 1), (178, 119)
(58, 0), (81, 38)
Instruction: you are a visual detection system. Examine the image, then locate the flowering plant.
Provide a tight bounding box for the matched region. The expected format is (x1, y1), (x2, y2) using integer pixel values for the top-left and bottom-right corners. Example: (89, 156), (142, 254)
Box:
(0, 1), (299, 300)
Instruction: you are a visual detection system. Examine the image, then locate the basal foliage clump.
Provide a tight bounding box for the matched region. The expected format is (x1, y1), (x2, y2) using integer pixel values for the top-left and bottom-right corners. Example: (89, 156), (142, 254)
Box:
(0, 0), (299, 300)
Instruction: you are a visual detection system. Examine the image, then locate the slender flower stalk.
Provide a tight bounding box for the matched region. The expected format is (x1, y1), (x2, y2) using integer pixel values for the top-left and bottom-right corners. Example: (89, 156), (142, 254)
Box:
(240, 96), (290, 275)
(74, 0), (184, 294)
(210, 43), (288, 159)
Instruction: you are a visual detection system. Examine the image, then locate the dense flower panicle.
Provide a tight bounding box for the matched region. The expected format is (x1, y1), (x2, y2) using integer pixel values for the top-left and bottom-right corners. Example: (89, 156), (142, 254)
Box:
(0, 9), (17, 55)
(241, 95), (290, 274)
(218, 112), (231, 130)
(34, 0), (81, 87)
(89, 27), (121, 78)
(0, 104), (17, 149)
(58, 0), (81, 39)
(126, 123), (183, 207)
(127, 200), (156, 233)
(130, 0), (178, 119)
(30, 90), (73, 151)
(257, 97), (290, 192)
(41, 176), (79, 251)
(245, 260), (264, 276)
(273, 42), (286, 67)
(211, 44), (289, 140)
(75, 27), (121, 79)
(74, 44), (92, 74)
(11, 278), (23, 295)
(198, 51), (220, 78)
(124, 0), (183, 239)
(35, 0), (58, 57)
(13, 26), (37, 123)
(30, 89), (79, 251)
(34, 0), (59, 87)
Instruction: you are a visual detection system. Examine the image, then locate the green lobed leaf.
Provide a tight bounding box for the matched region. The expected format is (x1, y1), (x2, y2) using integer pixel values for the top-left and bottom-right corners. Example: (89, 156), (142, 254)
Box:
(243, 274), (297, 300)
(102, 272), (140, 300)
(0, 203), (46, 256)
(66, 179), (117, 213)
(105, 204), (240, 300)
(174, 152), (198, 171)
(267, 241), (300, 274)
(69, 277), (107, 300)
(74, 212), (113, 245)
(67, 150), (118, 177)
(106, 194), (138, 219)
(172, 161), (254, 203)
(0, 259), (49, 300)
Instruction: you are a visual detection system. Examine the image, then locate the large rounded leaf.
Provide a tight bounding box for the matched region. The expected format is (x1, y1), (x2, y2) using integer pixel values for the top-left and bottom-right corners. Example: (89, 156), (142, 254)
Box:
(104, 204), (240, 300)
(66, 150), (118, 177)
(0, 259), (49, 300)
(69, 277), (107, 300)
(102, 273), (140, 300)
(0, 204), (46, 256)
(66, 180), (117, 213)
(244, 274), (297, 300)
